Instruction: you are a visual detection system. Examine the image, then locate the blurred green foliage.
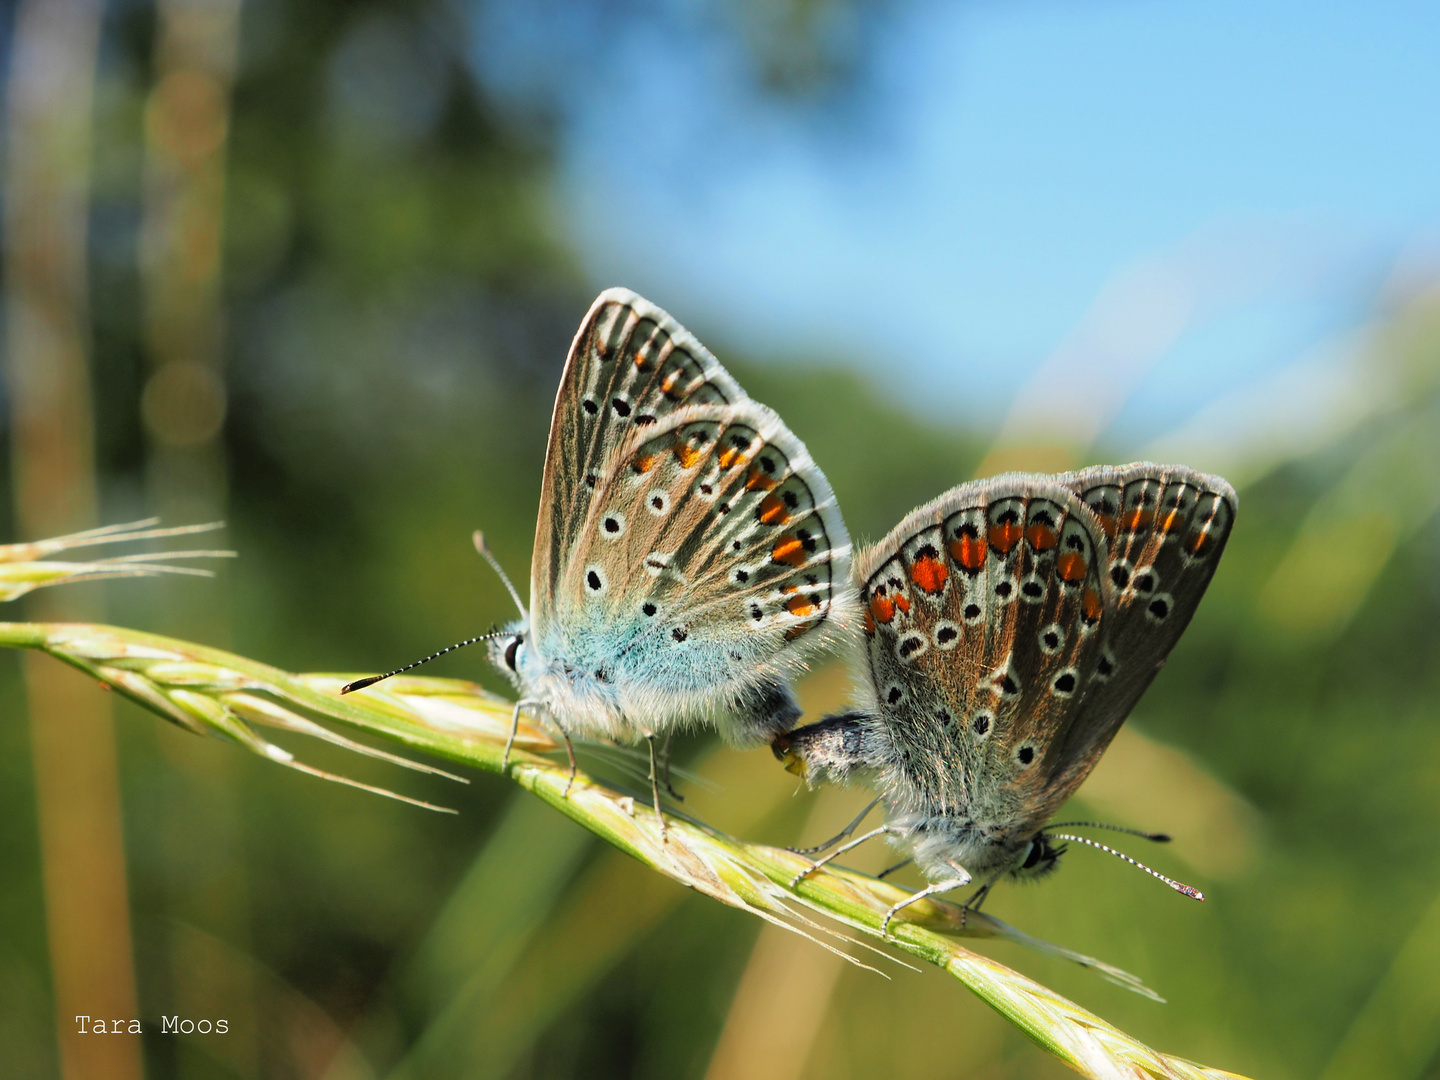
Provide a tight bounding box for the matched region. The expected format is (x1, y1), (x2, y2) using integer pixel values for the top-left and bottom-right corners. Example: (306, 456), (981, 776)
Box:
(3, 1), (1440, 1079)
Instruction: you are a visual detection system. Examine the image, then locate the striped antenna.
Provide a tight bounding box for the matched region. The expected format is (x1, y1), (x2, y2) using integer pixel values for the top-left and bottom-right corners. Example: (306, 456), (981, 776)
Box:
(1045, 821), (1172, 843)
(341, 631), (504, 694)
(1042, 833), (1204, 900)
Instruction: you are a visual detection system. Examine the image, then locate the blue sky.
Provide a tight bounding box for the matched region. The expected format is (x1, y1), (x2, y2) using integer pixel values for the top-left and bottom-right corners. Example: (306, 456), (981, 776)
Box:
(476, 0), (1440, 444)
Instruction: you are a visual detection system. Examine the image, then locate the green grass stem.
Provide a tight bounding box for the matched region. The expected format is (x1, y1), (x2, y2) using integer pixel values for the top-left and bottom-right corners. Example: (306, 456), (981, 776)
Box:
(0, 617), (1251, 1080)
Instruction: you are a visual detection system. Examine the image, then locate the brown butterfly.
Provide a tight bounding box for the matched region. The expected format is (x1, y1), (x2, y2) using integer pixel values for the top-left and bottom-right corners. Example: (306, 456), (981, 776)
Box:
(774, 464), (1236, 932)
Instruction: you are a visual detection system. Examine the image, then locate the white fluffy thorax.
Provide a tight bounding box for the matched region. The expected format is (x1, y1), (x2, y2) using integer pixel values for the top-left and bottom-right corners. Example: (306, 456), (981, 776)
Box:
(517, 648), (721, 743)
(494, 616), (790, 744)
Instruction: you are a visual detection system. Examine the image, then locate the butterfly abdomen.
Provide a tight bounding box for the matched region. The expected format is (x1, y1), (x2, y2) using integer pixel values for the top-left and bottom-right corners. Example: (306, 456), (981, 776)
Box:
(775, 712), (884, 787)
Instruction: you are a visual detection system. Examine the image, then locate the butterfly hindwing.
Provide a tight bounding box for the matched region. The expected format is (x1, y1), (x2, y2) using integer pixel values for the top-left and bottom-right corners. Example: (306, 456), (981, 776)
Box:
(526, 291), (853, 743)
(532, 289), (748, 633)
(856, 476), (1112, 827)
(1035, 463), (1238, 816)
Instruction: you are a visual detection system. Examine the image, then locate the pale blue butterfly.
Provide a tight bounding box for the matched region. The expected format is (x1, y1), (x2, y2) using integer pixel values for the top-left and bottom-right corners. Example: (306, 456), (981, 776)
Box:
(350, 290), (855, 830)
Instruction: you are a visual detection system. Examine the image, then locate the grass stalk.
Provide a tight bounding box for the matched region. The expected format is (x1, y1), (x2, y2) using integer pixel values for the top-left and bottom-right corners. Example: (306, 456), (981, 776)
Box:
(0, 617), (1251, 1080)
(0, 520), (232, 601)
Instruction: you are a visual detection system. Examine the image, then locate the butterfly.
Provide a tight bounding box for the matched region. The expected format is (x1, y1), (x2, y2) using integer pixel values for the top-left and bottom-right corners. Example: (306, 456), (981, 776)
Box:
(475, 289), (855, 823)
(773, 464), (1236, 931)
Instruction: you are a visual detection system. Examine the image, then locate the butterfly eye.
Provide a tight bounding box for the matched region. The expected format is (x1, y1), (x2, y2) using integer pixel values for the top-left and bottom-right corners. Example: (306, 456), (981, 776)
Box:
(1015, 837), (1064, 879)
(504, 636), (522, 671)
(1022, 839), (1047, 870)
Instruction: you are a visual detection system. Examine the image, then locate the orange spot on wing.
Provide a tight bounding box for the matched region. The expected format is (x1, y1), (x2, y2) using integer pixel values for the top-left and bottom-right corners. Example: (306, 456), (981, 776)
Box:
(1159, 509), (1187, 533)
(1082, 588), (1103, 624)
(863, 609), (876, 635)
(1025, 524), (1058, 551)
(949, 534), (987, 571)
(1093, 513), (1118, 540)
(1056, 551), (1087, 582)
(631, 453), (658, 474)
(746, 466), (777, 491)
(772, 535), (807, 567)
(717, 436), (753, 470)
(1119, 509), (1154, 532)
(894, 594), (911, 614)
(674, 440), (703, 468)
(661, 368), (684, 398)
(786, 594), (819, 618)
(869, 592), (896, 624)
(1186, 527), (1213, 555)
(909, 553), (948, 594)
(988, 521), (1023, 553)
(757, 492), (789, 526)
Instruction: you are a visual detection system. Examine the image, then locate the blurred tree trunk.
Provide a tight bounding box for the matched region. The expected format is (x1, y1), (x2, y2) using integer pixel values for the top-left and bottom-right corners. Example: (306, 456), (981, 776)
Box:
(140, 0), (240, 530)
(140, 4), (261, 1076)
(3, 1), (145, 1078)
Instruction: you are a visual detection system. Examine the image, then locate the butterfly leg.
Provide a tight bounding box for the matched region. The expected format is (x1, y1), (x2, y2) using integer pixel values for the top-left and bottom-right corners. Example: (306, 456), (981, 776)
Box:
(877, 857), (913, 880)
(560, 730), (578, 798)
(660, 731), (684, 803)
(951, 869), (1009, 928)
(790, 823), (893, 888)
(503, 698), (543, 771)
(881, 865), (972, 938)
(963, 880), (996, 913)
(646, 734), (668, 843)
(788, 796), (882, 856)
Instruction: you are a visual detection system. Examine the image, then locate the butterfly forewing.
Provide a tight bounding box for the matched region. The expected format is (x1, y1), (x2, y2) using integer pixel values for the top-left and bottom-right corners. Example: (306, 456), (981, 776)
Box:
(1036, 463), (1238, 815)
(533, 289), (748, 631)
(857, 477), (1111, 827)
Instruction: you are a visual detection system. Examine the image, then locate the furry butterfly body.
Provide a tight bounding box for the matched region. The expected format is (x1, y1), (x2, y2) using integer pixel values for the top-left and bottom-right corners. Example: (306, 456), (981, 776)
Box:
(492, 289), (855, 751)
(777, 464), (1235, 915)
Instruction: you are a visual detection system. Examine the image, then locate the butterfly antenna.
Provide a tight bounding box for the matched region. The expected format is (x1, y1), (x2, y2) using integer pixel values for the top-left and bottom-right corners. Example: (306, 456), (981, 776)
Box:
(341, 631), (504, 694)
(473, 531), (527, 618)
(1043, 833), (1205, 900)
(1045, 821), (1172, 843)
